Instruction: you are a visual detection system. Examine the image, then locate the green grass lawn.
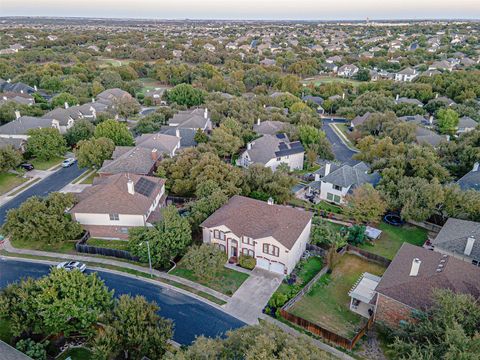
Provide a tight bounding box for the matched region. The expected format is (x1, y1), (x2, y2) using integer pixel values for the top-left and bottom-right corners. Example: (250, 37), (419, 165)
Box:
(30, 156), (63, 170)
(80, 171), (97, 184)
(57, 347), (93, 360)
(0, 318), (12, 344)
(315, 201), (344, 214)
(87, 238), (129, 251)
(303, 76), (361, 87)
(11, 237), (77, 253)
(170, 264), (249, 295)
(289, 254), (386, 338)
(358, 223), (428, 260)
(0, 172), (27, 195)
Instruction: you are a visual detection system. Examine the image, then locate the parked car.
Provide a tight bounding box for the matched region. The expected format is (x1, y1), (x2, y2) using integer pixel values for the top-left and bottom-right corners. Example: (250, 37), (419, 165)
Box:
(56, 261), (86, 272)
(19, 163), (34, 171)
(61, 158), (77, 168)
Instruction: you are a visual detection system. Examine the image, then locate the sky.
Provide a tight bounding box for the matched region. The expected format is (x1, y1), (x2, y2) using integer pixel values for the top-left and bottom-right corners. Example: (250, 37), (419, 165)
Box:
(1, 0), (479, 20)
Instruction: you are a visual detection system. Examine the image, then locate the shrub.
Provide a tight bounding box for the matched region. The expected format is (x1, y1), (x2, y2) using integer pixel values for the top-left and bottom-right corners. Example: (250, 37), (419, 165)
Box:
(16, 339), (48, 360)
(239, 255), (256, 270)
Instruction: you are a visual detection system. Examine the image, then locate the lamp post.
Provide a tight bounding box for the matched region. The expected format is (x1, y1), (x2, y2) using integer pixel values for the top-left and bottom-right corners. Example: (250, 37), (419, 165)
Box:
(140, 241), (153, 277)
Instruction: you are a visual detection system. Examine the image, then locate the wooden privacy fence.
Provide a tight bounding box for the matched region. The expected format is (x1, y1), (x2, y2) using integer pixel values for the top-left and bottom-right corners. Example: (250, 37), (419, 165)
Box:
(283, 265), (329, 311)
(75, 233), (139, 262)
(280, 310), (375, 350)
(346, 244), (391, 267)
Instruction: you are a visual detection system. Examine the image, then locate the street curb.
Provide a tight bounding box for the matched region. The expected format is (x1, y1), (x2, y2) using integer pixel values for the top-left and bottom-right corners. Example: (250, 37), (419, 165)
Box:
(329, 123), (359, 153)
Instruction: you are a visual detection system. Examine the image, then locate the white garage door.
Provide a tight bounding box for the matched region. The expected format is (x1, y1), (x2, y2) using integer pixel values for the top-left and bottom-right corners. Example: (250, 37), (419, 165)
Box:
(256, 258), (270, 271)
(270, 262), (285, 275)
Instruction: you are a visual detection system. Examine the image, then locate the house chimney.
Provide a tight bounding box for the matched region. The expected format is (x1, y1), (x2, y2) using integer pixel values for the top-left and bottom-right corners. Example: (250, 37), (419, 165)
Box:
(127, 179), (135, 195)
(267, 197), (274, 205)
(257, 118), (261, 125)
(247, 142), (252, 150)
(446, 135), (450, 142)
(14, 111), (21, 119)
(92, 97), (95, 103)
(2, 96), (7, 101)
(396, 94), (399, 101)
(6, 79), (11, 83)
(151, 148), (158, 161)
(342, 92), (345, 100)
(175, 128), (180, 138)
(325, 163), (331, 176)
(64, 102), (69, 109)
(34, 85), (37, 91)
(409, 258), (421, 276)
(435, 93), (439, 99)
(473, 162), (479, 172)
(204, 108), (208, 119)
(314, 173), (320, 181)
(464, 237), (475, 256)
(429, 116), (433, 125)
(20, 90), (24, 94)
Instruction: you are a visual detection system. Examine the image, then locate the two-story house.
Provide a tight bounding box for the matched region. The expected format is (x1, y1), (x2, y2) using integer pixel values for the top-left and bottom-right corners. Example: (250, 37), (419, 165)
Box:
(394, 67), (418, 82)
(71, 173), (166, 239)
(201, 195), (313, 275)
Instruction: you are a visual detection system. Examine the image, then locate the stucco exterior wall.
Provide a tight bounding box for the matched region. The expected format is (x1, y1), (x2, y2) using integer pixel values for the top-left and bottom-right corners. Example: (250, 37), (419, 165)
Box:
(265, 152), (304, 171)
(319, 181), (350, 204)
(73, 213), (145, 227)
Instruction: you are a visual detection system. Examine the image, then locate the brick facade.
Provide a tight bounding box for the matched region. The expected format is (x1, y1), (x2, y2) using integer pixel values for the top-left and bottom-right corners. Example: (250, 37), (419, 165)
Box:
(82, 225), (130, 240)
(375, 294), (414, 328)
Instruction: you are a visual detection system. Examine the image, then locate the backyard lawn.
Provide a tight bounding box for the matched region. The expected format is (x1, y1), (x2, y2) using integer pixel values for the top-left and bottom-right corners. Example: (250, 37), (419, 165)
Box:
(87, 238), (129, 251)
(0, 172), (27, 195)
(31, 156), (64, 170)
(358, 223), (428, 260)
(57, 347), (92, 360)
(302, 75), (361, 87)
(289, 253), (386, 338)
(170, 264), (249, 295)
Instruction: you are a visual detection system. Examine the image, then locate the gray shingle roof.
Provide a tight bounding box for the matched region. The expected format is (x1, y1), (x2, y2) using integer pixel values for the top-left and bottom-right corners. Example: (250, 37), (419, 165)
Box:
(159, 126), (197, 147)
(0, 116), (53, 135)
(432, 218), (480, 262)
(253, 121), (286, 135)
(245, 134), (304, 165)
(457, 165), (480, 191)
(321, 161), (380, 188)
(98, 147), (156, 175)
(458, 116), (478, 129)
(0, 340), (32, 360)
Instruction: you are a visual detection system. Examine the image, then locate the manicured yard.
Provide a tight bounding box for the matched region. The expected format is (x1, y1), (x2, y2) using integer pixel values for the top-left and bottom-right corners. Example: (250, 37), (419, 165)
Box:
(0, 318), (12, 344)
(80, 171), (97, 184)
(57, 347), (93, 360)
(358, 223), (428, 260)
(170, 264), (249, 295)
(0, 172), (27, 195)
(302, 75), (361, 87)
(87, 238), (129, 251)
(289, 254), (386, 338)
(315, 201), (343, 214)
(11, 237), (77, 253)
(30, 156), (64, 170)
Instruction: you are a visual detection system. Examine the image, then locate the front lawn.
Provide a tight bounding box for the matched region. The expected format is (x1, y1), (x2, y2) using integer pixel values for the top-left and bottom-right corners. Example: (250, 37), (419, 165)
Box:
(80, 171), (97, 184)
(170, 264), (249, 296)
(11, 237), (77, 253)
(30, 156), (64, 170)
(0, 172), (27, 195)
(357, 223), (428, 260)
(288, 254), (386, 338)
(87, 238), (129, 251)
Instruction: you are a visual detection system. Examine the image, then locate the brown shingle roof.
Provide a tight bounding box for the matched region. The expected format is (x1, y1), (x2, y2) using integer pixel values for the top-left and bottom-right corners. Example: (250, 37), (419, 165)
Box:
(376, 243), (480, 310)
(200, 195), (312, 249)
(71, 173), (164, 215)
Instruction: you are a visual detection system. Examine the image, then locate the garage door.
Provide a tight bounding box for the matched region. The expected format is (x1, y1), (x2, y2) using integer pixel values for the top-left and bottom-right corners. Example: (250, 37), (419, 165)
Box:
(256, 258), (270, 271)
(270, 262), (285, 275)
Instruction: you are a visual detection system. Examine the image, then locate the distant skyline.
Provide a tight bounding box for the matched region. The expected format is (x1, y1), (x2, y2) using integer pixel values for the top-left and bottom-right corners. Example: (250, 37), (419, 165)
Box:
(1, 0), (479, 21)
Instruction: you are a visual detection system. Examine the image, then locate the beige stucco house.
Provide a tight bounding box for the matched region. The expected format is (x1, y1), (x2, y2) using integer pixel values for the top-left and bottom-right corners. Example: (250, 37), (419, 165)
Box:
(200, 195), (313, 275)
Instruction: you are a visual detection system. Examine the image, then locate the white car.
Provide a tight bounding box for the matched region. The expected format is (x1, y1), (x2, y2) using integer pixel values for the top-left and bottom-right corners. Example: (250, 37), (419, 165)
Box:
(62, 158), (77, 167)
(56, 261), (87, 272)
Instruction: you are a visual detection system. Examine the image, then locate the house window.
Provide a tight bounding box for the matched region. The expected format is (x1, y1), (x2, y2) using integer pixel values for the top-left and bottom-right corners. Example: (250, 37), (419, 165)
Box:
(327, 193), (341, 203)
(333, 184), (342, 191)
(263, 244), (279, 257)
(276, 157), (281, 161)
(109, 213), (119, 221)
(119, 228), (129, 234)
(242, 248), (255, 257)
(213, 230), (225, 240)
(242, 236), (254, 245)
(472, 259), (480, 267)
(215, 244), (226, 252)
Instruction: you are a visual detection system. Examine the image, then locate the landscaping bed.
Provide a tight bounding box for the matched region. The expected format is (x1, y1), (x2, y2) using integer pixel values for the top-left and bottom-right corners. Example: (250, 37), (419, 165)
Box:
(0, 172), (27, 195)
(357, 223), (428, 260)
(170, 263), (249, 296)
(288, 254), (386, 338)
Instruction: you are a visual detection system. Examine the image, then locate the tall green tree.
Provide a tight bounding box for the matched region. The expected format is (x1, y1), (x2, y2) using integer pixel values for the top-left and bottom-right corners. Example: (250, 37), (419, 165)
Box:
(0, 145), (22, 172)
(437, 108), (460, 134)
(2, 192), (83, 245)
(345, 184), (387, 223)
(165, 84), (205, 107)
(94, 119), (134, 146)
(92, 295), (172, 360)
(51, 92), (79, 108)
(65, 119), (96, 147)
(75, 137), (115, 169)
(181, 244), (227, 281)
(26, 128), (67, 161)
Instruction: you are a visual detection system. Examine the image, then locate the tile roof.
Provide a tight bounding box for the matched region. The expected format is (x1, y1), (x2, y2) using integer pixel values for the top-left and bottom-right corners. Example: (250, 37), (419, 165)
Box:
(432, 218), (480, 262)
(72, 173), (164, 215)
(200, 195), (312, 250)
(376, 243), (480, 310)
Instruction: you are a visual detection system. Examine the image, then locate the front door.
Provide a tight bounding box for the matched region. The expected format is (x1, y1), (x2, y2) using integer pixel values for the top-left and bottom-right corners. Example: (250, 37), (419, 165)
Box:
(231, 245), (238, 257)
(229, 239), (238, 259)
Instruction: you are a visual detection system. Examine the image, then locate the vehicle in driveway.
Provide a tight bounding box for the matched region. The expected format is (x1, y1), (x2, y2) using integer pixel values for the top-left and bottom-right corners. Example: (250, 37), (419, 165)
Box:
(56, 261), (86, 272)
(61, 158), (77, 167)
(19, 163), (34, 171)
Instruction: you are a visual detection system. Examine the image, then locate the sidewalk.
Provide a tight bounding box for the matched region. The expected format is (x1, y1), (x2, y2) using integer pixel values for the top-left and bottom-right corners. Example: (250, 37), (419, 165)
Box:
(2, 238), (230, 303)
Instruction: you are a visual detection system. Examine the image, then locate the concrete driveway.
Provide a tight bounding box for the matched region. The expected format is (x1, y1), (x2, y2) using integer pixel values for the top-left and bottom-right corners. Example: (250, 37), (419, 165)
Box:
(223, 268), (283, 324)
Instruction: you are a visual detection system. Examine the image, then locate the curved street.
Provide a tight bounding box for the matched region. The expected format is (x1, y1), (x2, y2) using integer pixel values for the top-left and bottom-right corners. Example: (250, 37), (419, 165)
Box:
(0, 259), (245, 345)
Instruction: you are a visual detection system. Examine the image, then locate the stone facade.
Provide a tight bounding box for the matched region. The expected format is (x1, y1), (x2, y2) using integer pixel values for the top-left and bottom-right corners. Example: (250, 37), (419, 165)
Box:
(375, 294), (414, 328)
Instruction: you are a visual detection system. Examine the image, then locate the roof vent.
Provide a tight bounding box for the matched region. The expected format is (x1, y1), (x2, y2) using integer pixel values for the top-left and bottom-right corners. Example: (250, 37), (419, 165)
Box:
(464, 237), (475, 256)
(127, 179), (135, 195)
(409, 258), (421, 277)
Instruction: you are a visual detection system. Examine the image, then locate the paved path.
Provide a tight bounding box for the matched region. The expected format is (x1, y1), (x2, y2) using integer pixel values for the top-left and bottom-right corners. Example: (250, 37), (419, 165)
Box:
(223, 268), (283, 324)
(2, 238), (230, 302)
(0, 258), (244, 345)
(322, 122), (356, 163)
(0, 163), (86, 225)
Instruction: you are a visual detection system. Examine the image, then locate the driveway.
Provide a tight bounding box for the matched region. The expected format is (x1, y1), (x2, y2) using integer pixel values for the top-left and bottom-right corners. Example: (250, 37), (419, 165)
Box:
(322, 122), (356, 163)
(223, 268), (283, 324)
(0, 259), (245, 345)
(0, 163), (86, 225)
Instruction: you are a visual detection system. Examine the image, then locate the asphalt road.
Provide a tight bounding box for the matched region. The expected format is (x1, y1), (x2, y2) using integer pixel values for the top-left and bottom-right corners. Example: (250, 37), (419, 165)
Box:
(0, 163), (86, 225)
(0, 259), (245, 345)
(322, 122), (356, 163)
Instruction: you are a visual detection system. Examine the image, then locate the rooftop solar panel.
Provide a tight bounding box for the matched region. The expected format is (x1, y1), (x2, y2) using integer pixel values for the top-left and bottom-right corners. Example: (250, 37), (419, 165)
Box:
(135, 177), (156, 197)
